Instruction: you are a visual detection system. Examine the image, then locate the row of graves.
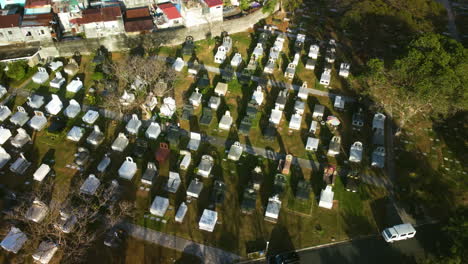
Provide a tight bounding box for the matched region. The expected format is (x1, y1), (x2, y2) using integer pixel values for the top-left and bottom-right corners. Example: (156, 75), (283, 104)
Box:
(260, 26), (351, 87)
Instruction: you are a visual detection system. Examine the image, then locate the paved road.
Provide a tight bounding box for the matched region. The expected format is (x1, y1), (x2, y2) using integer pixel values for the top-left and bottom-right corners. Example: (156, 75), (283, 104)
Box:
(243, 223), (441, 264)
(124, 223), (242, 264)
(436, 0), (460, 41)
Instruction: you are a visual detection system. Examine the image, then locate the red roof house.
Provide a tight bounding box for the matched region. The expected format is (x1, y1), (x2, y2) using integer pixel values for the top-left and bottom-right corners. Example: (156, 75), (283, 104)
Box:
(204, 0), (223, 8)
(78, 6), (122, 24)
(158, 3), (181, 20)
(124, 7), (154, 33)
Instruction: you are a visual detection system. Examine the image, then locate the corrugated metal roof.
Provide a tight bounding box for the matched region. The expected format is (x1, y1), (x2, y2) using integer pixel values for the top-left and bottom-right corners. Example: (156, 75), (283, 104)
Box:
(126, 7), (150, 19)
(124, 18), (153, 32)
(0, 14), (20, 28)
(78, 6), (121, 24)
(21, 13), (53, 27)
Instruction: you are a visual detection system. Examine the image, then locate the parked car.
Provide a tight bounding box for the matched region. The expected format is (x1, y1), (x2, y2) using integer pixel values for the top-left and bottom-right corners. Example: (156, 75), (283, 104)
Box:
(103, 227), (127, 248)
(382, 223), (416, 243)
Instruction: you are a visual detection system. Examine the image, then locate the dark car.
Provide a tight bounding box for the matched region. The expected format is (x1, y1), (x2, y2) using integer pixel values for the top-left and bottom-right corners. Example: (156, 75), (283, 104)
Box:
(268, 252), (300, 264)
(103, 227), (126, 248)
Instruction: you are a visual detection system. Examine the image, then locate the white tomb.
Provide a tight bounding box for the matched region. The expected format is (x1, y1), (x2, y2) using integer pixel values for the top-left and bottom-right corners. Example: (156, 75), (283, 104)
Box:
(305, 137), (319, 151)
(32, 241), (58, 264)
(145, 122), (161, 140)
(160, 97), (176, 117)
(0, 105), (12, 121)
(126, 114), (142, 135)
(0, 227), (28, 253)
(64, 99), (81, 118)
(0, 147), (11, 169)
(111, 133), (129, 152)
(86, 125), (104, 146)
(80, 174), (100, 195)
(319, 69), (331, 86)
(66, 126), (84, 142)
(218, 111), (233, 131)
(289, 112), (302, 130)
(214, 46), (227, 64)
(150, 196), (169, 217)
(349, 141), (363, 163)
(327, 136), (341, 156)
(172, 57), (185, 72)
(199, 209), (218, 232)
(49, 61), (63, 71)
(215, 82), (228, 96)
(372, 113), (386, 130)
(120, 90), (135, 106)
(0, 126), (12, 145)
(188, 132), (201, 151)
(175, 202), (188, 223)
(339, 63), (350, 78)
(265, 195), (281, 222)
(252, 86), (264, 105)
(269, 106), (283, 125)
(10, 128), (31, 148)
(82, 110), (99, 124)
(180, 151), (191, 170)
(29, 111), (47, 131)
(45, 95), (63, 115)
(33, 164), (51, 182)
(66, 77), (83, 93)
(197, 155), (214, 178)
(227, 141), (243, 161)
(10, 106), (29, 126)
(319, 185), (334, 209)
(50, 74), (67, 91)
(230, 53), (242, 67)
(298, 82), (309, 100)
(32, 67), (49, 84)
(166, 171), (181, 193)
(189, 88), (202, 107)
(118, 157), (137, 180)
(27, 94), (45, 109)
(334, 96), (344, 110)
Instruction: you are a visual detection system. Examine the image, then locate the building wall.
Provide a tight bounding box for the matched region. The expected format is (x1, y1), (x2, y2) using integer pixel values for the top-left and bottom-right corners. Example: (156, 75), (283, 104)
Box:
(58, 12), (82, 32)
(182, 4), (222, 28)
(122, 0), (154, 8)
(82, 19), (124, 38)
(0, 27), (24, 43)
(21, 26), (53, 41)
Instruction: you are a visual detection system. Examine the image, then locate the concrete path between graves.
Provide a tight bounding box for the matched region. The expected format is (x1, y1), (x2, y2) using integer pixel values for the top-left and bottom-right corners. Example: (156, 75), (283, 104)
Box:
(154, 55), (355, 103)
(123, 222), (242, 264)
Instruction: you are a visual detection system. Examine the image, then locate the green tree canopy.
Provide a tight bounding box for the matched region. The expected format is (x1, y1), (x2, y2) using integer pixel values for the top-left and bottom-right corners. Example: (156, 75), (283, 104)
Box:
(362, 33), (468, 128)
(6, 61), (27, 81)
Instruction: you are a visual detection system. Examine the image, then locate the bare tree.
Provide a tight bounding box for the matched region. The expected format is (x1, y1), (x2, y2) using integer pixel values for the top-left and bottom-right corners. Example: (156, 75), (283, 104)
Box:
(101, 55), (179, 113)
(2, 179), (133, 264)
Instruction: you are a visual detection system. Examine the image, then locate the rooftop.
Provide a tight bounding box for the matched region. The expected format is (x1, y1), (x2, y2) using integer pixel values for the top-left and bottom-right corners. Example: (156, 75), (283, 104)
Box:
(0, 14), (20, 28)
(21, 13), (54, 27)
(158, 2), (181, 20)
(78, 6), (121, 24)
(126, 7), (150, 19)
(204, 0), (222, 7)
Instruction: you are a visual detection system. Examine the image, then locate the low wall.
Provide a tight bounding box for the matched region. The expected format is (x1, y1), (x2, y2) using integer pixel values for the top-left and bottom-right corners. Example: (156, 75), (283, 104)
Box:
(38, 5), (278, 58)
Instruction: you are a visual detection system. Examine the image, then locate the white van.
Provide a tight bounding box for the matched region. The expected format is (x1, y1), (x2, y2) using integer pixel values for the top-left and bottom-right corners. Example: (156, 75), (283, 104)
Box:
(382, 223), (416, 243)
